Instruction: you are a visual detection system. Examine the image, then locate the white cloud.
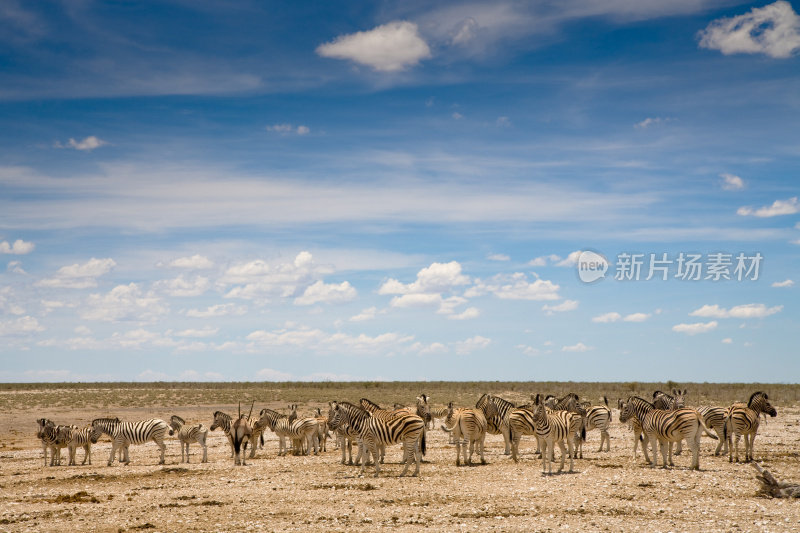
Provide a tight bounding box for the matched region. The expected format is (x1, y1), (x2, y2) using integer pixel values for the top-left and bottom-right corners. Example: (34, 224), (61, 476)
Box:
(452, 112), (464, 120)
(698, 1), (800, 59)
(542, 299), (578, 315)
(720, 173), (745, 191)
(0, 239), (34, 255)
(447, 307), (480, 320)
(81, 283), (168, 323)
(74, 325), (92, 335)
(255, 368), (293, 381)
(451, 17), (478, 45)
(562, 342), (592, 352)
(137, 369), (168, 381)
(635, 117), (667, 129)
(413, 342), (448, 356)
(454, 335), (491, 355)
(246, 324), (414, 355)
(466, 272), (560, 301)
(36, 257), (116, 289)
(379, 261), (470, 295)
(690, 303), (783, 319)
(7, 260), (27, 274)
(737, 197), (799, 217)
(185, 303), (247, 318)
(0, 315), (44, 336)
(672, 321), (718, 335)
(496, 116), (511, 128)
(56, 136), (108, 151)
(153, 275), (210, 297)
(222, 251), (331, 302)
(623, 312), (651, 322)
(772, 279), (794, 288)
(316, 21), (431, 72)
(555, 251), (582, 267)
(167, 254), (214, 269)
(179, 370), (224, 381)
(487, 253), (510, 261)
(266, 124), (310, 135)
(517, 344), (540, 356)
(592, 312), (622, 323)
(390, 293), (442, 308)
(173, 327), (219, 338)
(295, 280), (357, 305)
(528, 254), (561, 267)
(722, 338), (733, 344)
(350, 307), (379, 322)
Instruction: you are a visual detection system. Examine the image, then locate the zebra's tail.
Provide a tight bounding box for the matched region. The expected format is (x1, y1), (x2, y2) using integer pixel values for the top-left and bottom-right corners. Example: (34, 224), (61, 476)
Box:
(260, 432), (264, 447)
(697, 413), (718, 440)
(420, 428), (427, 456)
(580, 424), (586, 442)
(439, 424), (454, 433)
(723, 411), (731, 442)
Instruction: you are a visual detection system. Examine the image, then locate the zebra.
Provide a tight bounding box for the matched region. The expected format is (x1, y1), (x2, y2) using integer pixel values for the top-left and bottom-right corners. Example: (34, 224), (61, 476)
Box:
(724, 391), (777, 463)
(359, 396), (429, 463)
(579, 397), (612, 455)
(440, 402), (488, 466)
(541, 393), (585, 458)
(36, 419), (76, 466)
(619, 396), (716, 470)
(696, 406), (729, 456)
(92, 417), (168, 466)
(168, 415), (209, 463)
(617, 399), (645, 459)
(257, 408), (293, 455)
(652, 389), (687, 455)
(512, 394), (581, 473)
(312, 407), (330, 452)
(427, 405), (450, 431)
(232, 414), (253, 466)
(328, 401), (425, 478)
(475, 394), (516, 455)
(257, 408), (318, 455)
(66, 425), (103, 466)
(210, 411), (236, 458)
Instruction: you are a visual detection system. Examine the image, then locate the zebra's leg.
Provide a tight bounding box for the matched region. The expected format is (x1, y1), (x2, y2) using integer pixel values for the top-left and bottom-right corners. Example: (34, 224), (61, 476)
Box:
(157, 438), (166, 465)
(659, 440), (670, 469)
(108, 440), (118, 466)
(747, 432), (755, 462)
(399, 438), (414, 477)
(86, 444), (92, 465)
(675, 438), (683, 456)
(667, 441), (675, 467)
(501, 422), (512, 456)
(67, 444), (75, 466)
(479, 433), (487, 465)
(691, 431), (701, 470)
(511, 431), (521, 463)
(565, 437), (574, 473)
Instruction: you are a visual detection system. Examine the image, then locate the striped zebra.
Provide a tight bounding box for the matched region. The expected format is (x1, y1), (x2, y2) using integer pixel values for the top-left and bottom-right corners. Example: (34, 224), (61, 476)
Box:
(579, 397), (612, 455)
(619, 396), (716, 470)
(475, 394), (516, 455)
(617, 399), (645, 459)
(92, 417), (168, 466)
(232, 414), (253, 466)
(328, 401), (426, 478)
(168, 415), (209, 463)
(331, 419), (366, 465)
(37, 419), (78, 467)
(696, 406), (728, 456)
(66, 425), (103, 466)
(210, 411), (236, 458)
(440, 402), (488, 466)
(257, 408), (319, 456)
(652, 389), (687, 455)
(312, 408), (330, 452)
(427, 405), (450, 430)
(510, 394), (581, 473)
(724, 391), (777, 463)
(360, 397), (429, 463)
(542, 393), (585, 458)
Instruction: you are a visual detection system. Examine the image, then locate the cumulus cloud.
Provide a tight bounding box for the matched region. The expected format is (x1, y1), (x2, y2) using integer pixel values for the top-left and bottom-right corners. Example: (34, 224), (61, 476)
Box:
(562, 342), (592, 352)
(592, 312), (622, 323)
(737, 197), (799, 217)
(379, 261), (470, 295)
(454, 335), (491, 355)
(772, 279), (794, 288)
(294, 280), (357, 305)
(56, 136), (108, 151)
(349, 306), (379, 322)
(487, 253), (510, 261)
(81, 283), (168, 323)
(542, 299), (579, 315)
(447, 307), (480, 320)
(689, 303), (783, 319)
(672, 321), (718, 335)
(698, 1), (800, 59)
(528, 254), (561, 267)
(0, 315), (44, 336)
(722, 338), (733, 344)
(185, 303), (247, 318)
(221, 251), (332, 302)
(555, 251), (582, 267)
(36, 257), (116, 289)
(466, 272), (560, 301)
(635, 117), (668, 129)
(623, 312), (651, 322)
(167, 254), (214, 269)
(0, 239), (34, 255)
(316, 21), (431, 72)
(720, 173), (745, 191)
(266, 124), (310, 135)
(246, 324), (414, 355)
(173, 327), (219, 338)
(153, 275), (210, 297)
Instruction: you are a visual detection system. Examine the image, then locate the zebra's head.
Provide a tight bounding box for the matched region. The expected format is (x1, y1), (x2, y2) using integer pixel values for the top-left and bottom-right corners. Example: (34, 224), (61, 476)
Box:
(543, 395), (557, 409)
(532, 394), (548, 423)
(36, 418), (53, 438)
(749, 391), (777, 417)
(618, 400), (633, 424)
(327, 402), (344, 430)
(89, 425), (103, 443)
(210, 411), (230, 431)
(672, 389), (687, 409)
(415, 396), (431, 422)
(169, 415), (185, 435)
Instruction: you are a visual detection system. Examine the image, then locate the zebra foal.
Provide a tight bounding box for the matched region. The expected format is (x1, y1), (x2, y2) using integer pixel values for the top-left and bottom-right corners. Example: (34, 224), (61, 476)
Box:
(66, 425), (103, 466)
(169, 415), (209, 463)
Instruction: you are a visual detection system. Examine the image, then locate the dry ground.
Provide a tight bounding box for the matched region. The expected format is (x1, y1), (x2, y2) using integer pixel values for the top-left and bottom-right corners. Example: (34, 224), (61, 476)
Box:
(1, 383), (799, 532)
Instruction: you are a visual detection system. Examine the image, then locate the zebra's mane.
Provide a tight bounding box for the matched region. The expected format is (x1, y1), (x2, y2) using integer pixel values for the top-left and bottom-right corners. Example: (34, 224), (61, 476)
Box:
(213, 411), (232, 420)
(259, 408), (285, 418)
(338, 401), (370, 415)
(628, 396), (655, 408)
(488, 395), (515, 409)
(749, 391), (767, 406)
(171, 415), (185, 425)
(92, 417), (121, 424)
(652, 390), (673, 400)
(360, 398), (382, 411)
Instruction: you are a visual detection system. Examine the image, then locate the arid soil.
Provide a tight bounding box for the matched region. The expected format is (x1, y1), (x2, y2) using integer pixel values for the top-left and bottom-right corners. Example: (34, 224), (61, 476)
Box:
(1, 391), (799, 532)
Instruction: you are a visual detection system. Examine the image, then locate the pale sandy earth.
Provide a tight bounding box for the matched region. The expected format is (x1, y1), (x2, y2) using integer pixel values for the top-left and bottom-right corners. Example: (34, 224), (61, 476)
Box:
(1, 399), (800, 532)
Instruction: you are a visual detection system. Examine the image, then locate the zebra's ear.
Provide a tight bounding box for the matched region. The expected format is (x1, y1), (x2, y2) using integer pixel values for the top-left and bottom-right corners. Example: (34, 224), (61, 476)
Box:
(682, 389), (687, 396)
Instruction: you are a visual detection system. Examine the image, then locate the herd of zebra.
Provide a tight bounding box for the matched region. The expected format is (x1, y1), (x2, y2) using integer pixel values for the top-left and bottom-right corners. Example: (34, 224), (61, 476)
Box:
(33, 389), (778, 477)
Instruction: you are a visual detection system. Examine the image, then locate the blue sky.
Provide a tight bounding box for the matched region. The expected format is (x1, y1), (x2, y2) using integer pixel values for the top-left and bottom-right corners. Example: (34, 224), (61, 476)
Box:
(1, 1), (798, 383)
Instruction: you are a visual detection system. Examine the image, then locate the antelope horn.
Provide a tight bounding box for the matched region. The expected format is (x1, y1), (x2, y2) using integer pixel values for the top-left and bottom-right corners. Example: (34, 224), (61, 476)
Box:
(247, 400), (255, 420)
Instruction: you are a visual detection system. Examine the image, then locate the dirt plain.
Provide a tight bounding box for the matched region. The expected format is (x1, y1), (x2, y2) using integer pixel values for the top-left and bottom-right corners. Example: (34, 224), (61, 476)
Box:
(1, 382), (799, 533)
